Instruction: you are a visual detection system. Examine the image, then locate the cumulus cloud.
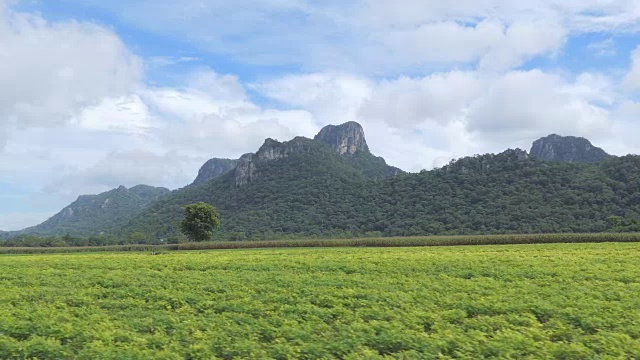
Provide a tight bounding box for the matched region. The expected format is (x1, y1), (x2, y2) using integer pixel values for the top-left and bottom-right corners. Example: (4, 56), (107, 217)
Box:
(358, 72), (481, 127)
(465, 70), (612, 142)
(0, 6), (142, 139)
(380, 20), (566, 71)
(254, 73), (372, 124)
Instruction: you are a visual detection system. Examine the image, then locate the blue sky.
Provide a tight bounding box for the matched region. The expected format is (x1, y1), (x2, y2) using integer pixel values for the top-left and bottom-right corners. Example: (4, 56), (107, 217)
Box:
(1, 0), (640, 230)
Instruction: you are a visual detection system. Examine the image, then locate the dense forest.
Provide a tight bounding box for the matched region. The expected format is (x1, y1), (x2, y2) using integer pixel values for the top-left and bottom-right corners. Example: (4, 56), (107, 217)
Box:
(118, 145), (640, 241)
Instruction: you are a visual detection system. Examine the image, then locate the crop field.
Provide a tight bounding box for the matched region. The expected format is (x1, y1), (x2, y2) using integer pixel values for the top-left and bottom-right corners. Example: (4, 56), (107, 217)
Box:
(1, 243), (639, 359)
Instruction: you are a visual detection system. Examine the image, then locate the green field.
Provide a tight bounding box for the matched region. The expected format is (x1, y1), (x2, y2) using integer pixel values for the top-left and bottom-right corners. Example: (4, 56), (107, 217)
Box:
(1, 244), (639, 359)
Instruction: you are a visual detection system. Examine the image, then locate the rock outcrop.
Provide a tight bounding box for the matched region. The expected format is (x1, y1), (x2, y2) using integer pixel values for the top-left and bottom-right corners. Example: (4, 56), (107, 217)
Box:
(234, 137), (315, 186)
(314, 121), (369, 155)
(256, 137), (313, 161)
(234, 153), (258, 187)
(231, 123), (402, 186)
(530, 134), (611, 163)
(193, 158), (239, 185)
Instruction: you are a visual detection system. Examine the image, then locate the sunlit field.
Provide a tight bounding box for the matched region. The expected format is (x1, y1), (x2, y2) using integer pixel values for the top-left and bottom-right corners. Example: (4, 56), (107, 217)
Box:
(1, 243), (639, 359)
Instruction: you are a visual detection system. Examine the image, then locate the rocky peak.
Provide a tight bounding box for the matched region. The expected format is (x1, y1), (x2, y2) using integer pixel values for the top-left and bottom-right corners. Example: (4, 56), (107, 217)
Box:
(257, 137), (312, 161)
(314, 121), (369, 156)
(193, 158), (239, 185)
(234, 137), (315, 187)
(530, 134), (610, 163)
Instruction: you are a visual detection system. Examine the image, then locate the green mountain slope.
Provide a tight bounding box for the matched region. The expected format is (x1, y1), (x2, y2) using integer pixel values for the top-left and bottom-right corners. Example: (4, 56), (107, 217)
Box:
(121, 137), (375, 239)
(20, 185), (171, 237)
(122, 143), (640, 240)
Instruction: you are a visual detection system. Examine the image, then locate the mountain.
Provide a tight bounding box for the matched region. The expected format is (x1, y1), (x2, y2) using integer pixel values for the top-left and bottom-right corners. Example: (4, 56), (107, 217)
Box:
(120, 122), (405, 239)
(192, 158), (239, 185)
(232, 122), (402, 187)
(20, 185), (170, 237)
(530, 134), (611, 163)
(15, 123), (640, 241)
(119, 129), (640, 240)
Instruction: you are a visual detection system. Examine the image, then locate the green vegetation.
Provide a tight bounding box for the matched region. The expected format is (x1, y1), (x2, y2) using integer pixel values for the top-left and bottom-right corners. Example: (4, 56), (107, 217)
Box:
(3, 233), (640, 254)
(1, 243), (639, 358)
(121, 148), (640, 240)
(180, 202), (221, 242)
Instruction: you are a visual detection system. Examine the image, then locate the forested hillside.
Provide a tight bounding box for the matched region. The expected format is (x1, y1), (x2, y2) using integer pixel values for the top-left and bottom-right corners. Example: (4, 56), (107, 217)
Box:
(121, 146), (640, 240)
(19, 185), (170, 237)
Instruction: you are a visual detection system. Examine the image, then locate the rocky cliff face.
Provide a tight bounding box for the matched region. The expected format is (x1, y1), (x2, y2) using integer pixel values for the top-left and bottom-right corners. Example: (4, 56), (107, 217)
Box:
(234, 137), (315, 187)
(314, 121), (369, 155)
(193, 158), (239, 185)
(530, 134), (611, 163)
(256, 137), (313, 160)
(234, 153), (258, 187)
(231, 123), (402, 187)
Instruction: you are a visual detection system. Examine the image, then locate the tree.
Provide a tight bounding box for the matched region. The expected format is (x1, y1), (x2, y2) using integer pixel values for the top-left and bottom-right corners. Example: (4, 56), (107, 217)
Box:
(180, 202), (221, 242)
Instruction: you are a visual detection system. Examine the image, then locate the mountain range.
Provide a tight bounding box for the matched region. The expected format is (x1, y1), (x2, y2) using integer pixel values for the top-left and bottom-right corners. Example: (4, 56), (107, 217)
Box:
(7, 122), (640, 240)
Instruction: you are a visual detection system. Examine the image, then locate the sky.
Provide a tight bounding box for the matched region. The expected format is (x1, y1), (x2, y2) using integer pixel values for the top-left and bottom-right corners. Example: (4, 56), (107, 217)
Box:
(1, 0), (640, 230)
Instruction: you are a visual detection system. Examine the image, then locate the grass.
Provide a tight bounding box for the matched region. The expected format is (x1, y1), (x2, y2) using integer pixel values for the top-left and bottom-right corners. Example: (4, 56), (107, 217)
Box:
(2, 232), (640, 254)
(1, 243), (639, 358)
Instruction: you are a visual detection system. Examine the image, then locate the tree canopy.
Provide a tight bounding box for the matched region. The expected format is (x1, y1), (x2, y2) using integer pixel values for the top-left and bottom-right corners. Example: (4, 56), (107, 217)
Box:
(180, 202), (221, 242)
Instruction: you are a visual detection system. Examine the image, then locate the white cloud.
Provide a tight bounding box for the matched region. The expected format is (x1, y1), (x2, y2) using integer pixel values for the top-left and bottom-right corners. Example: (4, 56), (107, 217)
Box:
(358, 71), (481, 127)
(72, 95), (155, 134)
(624, 47), (640, 91)
(54, 0), (640, 73)
(380, 19), (566, 71)
(0, 7), (142, 138)
(465, 70), (612, 142)
(254, 73), (372, 124)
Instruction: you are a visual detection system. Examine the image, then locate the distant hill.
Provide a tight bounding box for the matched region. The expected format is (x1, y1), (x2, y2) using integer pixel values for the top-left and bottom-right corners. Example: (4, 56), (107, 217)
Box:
(530, 134), (612, 163)
(19, 185), (170, 237)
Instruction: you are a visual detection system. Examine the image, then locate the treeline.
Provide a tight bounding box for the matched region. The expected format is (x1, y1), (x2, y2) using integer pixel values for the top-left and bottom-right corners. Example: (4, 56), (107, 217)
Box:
(0, 230), (392, 248)
(4, 233), (640, 254)
(0, 232), (180, 248)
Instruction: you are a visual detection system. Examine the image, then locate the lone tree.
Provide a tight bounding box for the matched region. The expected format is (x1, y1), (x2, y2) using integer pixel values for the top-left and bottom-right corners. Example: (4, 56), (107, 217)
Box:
(180, 202), (221, 242)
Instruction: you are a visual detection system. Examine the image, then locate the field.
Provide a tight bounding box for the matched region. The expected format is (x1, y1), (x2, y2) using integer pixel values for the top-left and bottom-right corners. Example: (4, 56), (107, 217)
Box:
(1, 243), (639, 359)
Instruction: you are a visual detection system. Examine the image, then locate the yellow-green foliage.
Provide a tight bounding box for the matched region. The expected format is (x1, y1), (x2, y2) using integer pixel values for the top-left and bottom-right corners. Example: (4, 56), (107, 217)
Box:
(1, 244), (640, 359)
